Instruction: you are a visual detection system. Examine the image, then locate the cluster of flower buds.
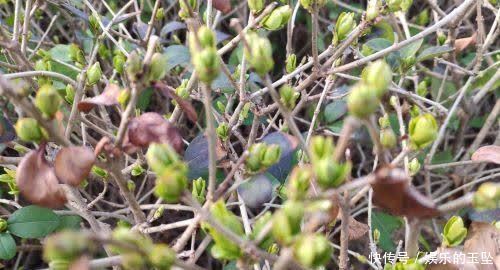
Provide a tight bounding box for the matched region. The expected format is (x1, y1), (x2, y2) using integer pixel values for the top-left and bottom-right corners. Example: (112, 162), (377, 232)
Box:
(442, 216), (467, 247)
(146, 143), (188, 202)
(299, 0), (327, 13)
(15, 118), (48, 143)
(473, 182), (500, 210)
(279, 84), (300, 110)
(113, 50), (126, 74)
(86, 62), (102, 86)
(190, 26), (220, 84)
(34, 54), (52, 86)
(286, 53), (297, 73)
(293, 233), (332, 268)
(310, 136), (351, 188)
(147, 52), (169, 82)
(123, 48), (168, 83)
(179, 0), (197, 19)
(286, 165), (312, 200)
(202, 200), (244, 260)
(244, 32), (274, 76)
(43, 230), (95, 269)
(272, 200), (304, 244)
(69, 44), (85, 68)
(379, 114), (397, 149)
(192, 177), (206, 204)
(366, 0), (381, 21)
(216, 122), (230, 141)
(408, 113), (438, 149)
(387, 0), (413, 13)
(409, 158), (421, 176)
(333, 12), (356, 45)
(35, 84), (62, 119)
(347, 59), (392, 118)
(245, 142), (282, 173)
(261, 5), (292, 31)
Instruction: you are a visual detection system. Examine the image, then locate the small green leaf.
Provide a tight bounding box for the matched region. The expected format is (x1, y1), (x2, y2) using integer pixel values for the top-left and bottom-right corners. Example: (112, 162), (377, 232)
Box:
(164, 45), (191, 71)
(55, 215), (82, 231)
(364, 38), (393, 53)
(371, 211), (403, 252)
(48, 45), (72, 62)
(416, 45), (454, 62)
(398, 39), (423, 59)
(324, 99), (347, 124)
(0, 232), (16, 260)
(7, 206), (60, 239)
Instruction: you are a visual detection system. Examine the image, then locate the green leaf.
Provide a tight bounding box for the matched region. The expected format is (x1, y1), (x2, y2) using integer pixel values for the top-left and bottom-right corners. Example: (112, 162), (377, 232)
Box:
(324, 99), (347, 124)
(0, 233), (16, 260)
(55, 215), (82, 231)
(7, 206), (60, 239)
(48, 45), (72, 62)
(398, 39), (423, 59)
(364, 38), (393, 53)
(416, 45), (454, 62)
(136, 88), (153, 111)
(371, 211), (403, 252)
(164, 45), (190, 71)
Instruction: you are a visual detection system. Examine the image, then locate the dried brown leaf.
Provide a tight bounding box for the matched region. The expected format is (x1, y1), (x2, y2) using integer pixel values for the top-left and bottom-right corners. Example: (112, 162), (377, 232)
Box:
(77, 84), (121, 113)
(454, 32), (477, 53)
(348, 217), (369, 241)
(124, 112), (184, 153)
(154, 81), (198, 123)
(471, 145), (500, 165)
(371, 166), (440, 219)
(16, 146), (67, 208)
(212, 0), (231, 13)
(463, 222), (499, 270)
(54, 146), (95, 186)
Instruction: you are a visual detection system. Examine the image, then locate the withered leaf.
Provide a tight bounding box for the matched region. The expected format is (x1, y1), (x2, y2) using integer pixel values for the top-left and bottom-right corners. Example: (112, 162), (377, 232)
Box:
(77, 84), (121, 113)
(54, 146), (95, 186)
(454, 32), (477, 53)
(212, 0), (231, 13)
(348, 216), (369, 241)
(463, 222), (499, 270)
(124, 112), (184, 153)
(371, 166), (440, 219)
(471, 145), (500, 165)
(154, 81), (198, 123)
(16, 147), (67, 208)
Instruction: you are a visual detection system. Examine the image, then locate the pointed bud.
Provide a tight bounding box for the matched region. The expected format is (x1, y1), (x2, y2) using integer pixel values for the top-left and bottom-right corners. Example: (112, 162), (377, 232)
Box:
(149, 244), (175, 270)
(15, 118), (47, 143)
(272, 201), (304, 244)
(287, 166), (312, 200)
(127, 180), (136, 192)
(334, 12), (356, 44)
(193, 48), (220, 83)
(378, 114), (390, 129)
(300, 0), (326, 12)
(261, 5), (292, 31)
(313, 159), (351, 188)
(408, 113), (438, 149)
(147, 53), (168, 82)
(416, 9), (429, 26)
(69, 44), (85, 65)
(286, 53), (297, 73)
(401, 0), (413, 12)
(152, 206), (165, 221)
(310, 136), (334, 161)
(86, 62), (102, 86)
(179, 0), (197, 19)
(366, 0), (381, 21)
(279, 85), (300, 110)
(43, 231), (92, 263)
(88, 13), (101, 34)
(437, 32), (447, 46)
(293, 234), (332, 268)
(361, 60), (392, 97)
(155, 8), (165, 21)
(98, 43), (111, 59)
(347, 83), (379, 118)
(387, 0), (403, 12)
(416, 81), (428, 97)
(245, 33), (274, 76)
(35, 84), (62, 118)
(473, 182), (500, 211)
(380, 128), (397, 149)
(262, 144), (282, 167)
(192, 177), (206, 204)
(0, 218), (7, 232)
(246, 143), (268, 172)
(146, 143), (182, 175)
(216, 122), (230, 141)
(125, 51), (143, 81)
(251, 212), (274, 250)
(442, 216), (467, 247)
(409, 158), (421, 176)
(131, 164), (145, 176)
(155, 164), (188, 203)
(197, 26), (216, 48)
(65, 84), (75, 104)
(248, 0), (265, 13)
(373, 228), (380, 244)
(113, 52), (126, 74)
(175, 79), (190, 99)
(117, 89), (131, 108)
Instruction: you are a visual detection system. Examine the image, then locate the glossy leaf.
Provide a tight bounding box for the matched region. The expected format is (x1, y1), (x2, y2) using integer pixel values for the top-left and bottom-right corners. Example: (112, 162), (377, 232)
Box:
(7, 205), (60, 238)
(398, 38), (423, 59)
(237, 173), (273, 209)
(0, 232), (16, 260)
(184, 133), (226, 180)
(416, 45), (454, 62)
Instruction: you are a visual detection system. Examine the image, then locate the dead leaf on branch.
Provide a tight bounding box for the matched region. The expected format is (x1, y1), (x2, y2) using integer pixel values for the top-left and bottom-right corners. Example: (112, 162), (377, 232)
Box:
(463, 222), (499, 270)
(471, 145), (500, 165)
(212, 0), (231, 13)
(454, 32), (477, 53)
(348, 216), (369, 241)
(54, 146), (95, 186)
(77, 84), (121, 113)
(371, 166), (440, 219)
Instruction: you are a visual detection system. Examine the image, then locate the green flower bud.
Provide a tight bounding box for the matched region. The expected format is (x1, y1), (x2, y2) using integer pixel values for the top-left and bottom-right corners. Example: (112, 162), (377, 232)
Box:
(293, 234), (332, 268)
(261, 5), (292, 31)
(313, 159), (351, 188)
(98, 43), (111, 59)
(86, 62), (102, 86)
(248, 0), (265, 13)
(268, 243), (279, 254)
(287, 166), (312, 200)
(216, 100), (226, 113)
(246, 143), (268, 172)
(262, 144), (282, 167)
(361, 59), (392, 97)
(117, 89), (130, 108)
(400, 55), (416, 72)
(147, 53), (168, 82)
(437, 32), (447, 46)
(245, 33), (274, 76)
(442, 216), (467, 247)
(401, 0), (413, 12)
(92, 166), (108, 179)
(35, 59), (52, 85)
(192, 177), (206, 204)
(43, 230), (92, 263)
(473, 182), (500, 211)
(69, 44), (85, 65)
(373, 228), (380, 244)
(65, 84), (75, 104)
(416, 81), (428, 97)
(378, 114), (390, 129)
(416, 9), (429, 26)
(250, 212), (273, 250)
(35, 84), (62, 118)
(240, 102), (251, 121)
(334, 12), (356, 45)
(310, 136), (334, 161)
(366, 0), (381, 21)
(111, 227), (154, 254)
(155, 165), (188, 203)
(127, 180), (136, 192)
(131, 164), (145, 176)
(286, 53), (297, 73)
(387, 0), (403, 12)
(0, 218), (7, 232)
(197, 26), (216, 49)
(175, 79), (189, 99)
(179, 0), (197, 19)
(216, 122), (230, 141)
(279, 84), (299, 110)
(113, 52), (126, 74)
(88, 13), (101, 34)
(347, 83), (380, 118)
(410, 105), (420, 118)
(146, 143), (182, 175)
(272, 200), (304, 244)
(408, 113), (438, 149)
(125, 51), (143, 81)
(149, 244), (175, 270)
(202, 200), (244, 260)
(300, 0), (326, 12)
(193, 48), (220, 83)
(380, 128), (397, 149)
(15, 118), (47, 143)
(155, 8), (165, 21)
(409, 158), (421, 176)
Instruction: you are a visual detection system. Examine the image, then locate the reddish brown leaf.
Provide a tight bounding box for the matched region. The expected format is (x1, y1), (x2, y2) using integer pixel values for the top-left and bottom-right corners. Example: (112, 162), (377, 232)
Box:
(95, 137), (122, 157)
(463, 222), (499, 270)
(77, 84), (121, 113)
(124, 112), (184, 153)
(16, 146), (67, 208)
(454, 32), (477, 53)
(154, 81), (198, 123)
(371, 166), (440, 219)
(348, 217), (369, 241)
(212, 0), (231, 13)
(471, 145), (500, 165)
(54, 146), (95, 186)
